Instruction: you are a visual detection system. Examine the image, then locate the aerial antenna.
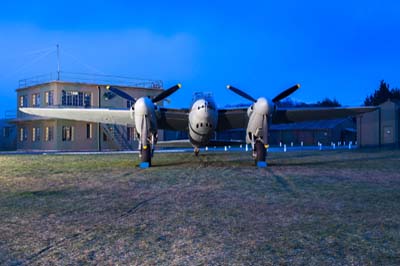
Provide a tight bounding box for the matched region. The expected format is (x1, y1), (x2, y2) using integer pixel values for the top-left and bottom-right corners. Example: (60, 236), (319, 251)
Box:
(57, 44), (61, 80)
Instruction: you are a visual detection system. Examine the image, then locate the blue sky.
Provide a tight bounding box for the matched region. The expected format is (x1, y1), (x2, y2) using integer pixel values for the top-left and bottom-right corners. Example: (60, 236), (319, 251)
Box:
(1, 0), (400, 115)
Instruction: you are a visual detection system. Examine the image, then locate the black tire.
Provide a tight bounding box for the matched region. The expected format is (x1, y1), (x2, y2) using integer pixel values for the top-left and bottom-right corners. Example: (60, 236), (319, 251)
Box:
(255, 141), (266, 164)
(141, 144), (152, 166)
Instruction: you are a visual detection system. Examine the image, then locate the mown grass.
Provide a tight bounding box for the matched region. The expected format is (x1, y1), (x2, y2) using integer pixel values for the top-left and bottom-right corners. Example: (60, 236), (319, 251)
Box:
(0, 149), (399, 265)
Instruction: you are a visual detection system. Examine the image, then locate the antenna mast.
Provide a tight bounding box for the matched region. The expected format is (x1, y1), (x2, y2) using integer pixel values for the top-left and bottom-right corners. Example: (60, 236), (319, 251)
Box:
(57, 44), (60, 80)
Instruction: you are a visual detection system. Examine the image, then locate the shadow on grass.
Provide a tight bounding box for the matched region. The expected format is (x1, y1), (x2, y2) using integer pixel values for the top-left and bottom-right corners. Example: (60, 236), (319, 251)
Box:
(147, 161), (191, 168)
(267, 168), (298, 195)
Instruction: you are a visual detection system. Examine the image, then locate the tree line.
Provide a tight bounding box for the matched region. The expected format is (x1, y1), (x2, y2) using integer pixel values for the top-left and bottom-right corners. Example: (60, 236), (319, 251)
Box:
(279, 80), (399, 107)
(227, 80), (399, 108)
(364, 80), (400, 106)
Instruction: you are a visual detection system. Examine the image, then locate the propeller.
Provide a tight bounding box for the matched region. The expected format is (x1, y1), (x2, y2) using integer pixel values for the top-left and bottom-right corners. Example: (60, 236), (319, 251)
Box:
(152, 83), (181, 103)
(226, 85), (257, 102)
(105, 85), (136, 103)
(272, 84), (300, 103)
(227, 84), (300, 104)
(104, 83), (182, 104)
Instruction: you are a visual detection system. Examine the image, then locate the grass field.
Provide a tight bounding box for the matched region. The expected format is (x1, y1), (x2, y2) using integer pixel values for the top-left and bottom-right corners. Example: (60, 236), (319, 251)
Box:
(0, 149), (400, 265)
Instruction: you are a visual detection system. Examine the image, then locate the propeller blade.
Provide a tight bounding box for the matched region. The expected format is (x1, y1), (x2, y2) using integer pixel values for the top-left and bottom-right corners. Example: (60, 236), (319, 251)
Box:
(105, 86), (136, 103)
(226, 85), (257, 102)
(272, 84), (301, 103)
(152, 83), (182, 103)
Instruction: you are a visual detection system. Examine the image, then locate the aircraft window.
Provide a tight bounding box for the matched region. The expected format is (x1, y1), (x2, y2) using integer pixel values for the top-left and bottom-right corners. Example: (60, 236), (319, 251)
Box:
(200, 123), (203, 127)
(196, 124), (199, 128)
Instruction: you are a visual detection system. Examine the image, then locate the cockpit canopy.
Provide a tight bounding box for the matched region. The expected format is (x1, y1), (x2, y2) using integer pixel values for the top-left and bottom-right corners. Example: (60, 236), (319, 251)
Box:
(192, 92), (213, 102)
(192, 92), (216, 110)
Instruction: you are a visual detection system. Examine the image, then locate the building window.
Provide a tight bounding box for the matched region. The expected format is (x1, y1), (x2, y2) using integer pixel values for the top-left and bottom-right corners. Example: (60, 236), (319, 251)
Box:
(45, 91), (54, 106)
(62, 91), (91, 107)
(62, 126), (74, 141)
(32, 127), (40, 142)
(31, 93), (41, 107)
(86, 123), (93, 139)
(19, 95), (28, 107)
(19, 127), (27, 142)
(45, 126), (54, 141)
(84, 93), (91, 108)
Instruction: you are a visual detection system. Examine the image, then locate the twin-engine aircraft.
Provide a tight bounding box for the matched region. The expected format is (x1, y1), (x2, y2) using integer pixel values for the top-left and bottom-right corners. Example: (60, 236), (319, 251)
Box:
(20, 84), (376, 167)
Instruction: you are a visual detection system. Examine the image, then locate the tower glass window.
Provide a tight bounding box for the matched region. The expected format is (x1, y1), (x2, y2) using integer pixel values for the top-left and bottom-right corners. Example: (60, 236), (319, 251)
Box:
(62, 91), (91, 107)
(45, 91), (54, 106)
(19, 95), (28, 107)
(31, 93), (41, 107)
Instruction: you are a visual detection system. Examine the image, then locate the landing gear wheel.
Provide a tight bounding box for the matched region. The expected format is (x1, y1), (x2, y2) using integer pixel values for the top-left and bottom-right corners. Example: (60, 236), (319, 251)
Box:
(254, 141), (266, 165)
(141, 144), (152, 166)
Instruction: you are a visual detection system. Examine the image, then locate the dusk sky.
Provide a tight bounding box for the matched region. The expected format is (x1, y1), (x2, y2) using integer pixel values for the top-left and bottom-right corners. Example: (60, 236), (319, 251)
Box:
(1, 0), (400, 115)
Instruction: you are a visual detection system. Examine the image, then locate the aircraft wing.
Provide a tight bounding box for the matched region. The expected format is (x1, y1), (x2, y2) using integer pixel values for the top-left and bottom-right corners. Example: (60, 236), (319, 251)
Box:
(217, 108), (248, 131)
(272, 106), (378, 124)
(157, 107), (189, 131)
(19, 107), (135, 126)
(20, 107), (189, 130)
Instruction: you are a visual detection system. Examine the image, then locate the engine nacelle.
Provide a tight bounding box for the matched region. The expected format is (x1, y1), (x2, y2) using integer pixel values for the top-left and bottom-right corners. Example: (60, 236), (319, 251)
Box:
(245, 98), (270, 146)
(247, 104), (254, 117)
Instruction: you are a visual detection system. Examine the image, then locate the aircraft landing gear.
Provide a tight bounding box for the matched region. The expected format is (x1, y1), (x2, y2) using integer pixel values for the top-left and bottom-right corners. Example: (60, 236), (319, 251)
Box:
(254, 141), (266, 165)
(141, 144), (152, 167)
(194, 147), (200, 156)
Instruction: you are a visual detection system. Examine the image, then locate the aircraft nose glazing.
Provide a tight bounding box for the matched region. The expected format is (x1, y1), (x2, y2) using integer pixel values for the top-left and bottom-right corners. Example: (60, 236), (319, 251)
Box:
(195, 100), (210, 115)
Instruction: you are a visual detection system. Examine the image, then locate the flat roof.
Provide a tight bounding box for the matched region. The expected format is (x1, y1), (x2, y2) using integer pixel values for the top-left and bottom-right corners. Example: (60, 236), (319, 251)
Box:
(16, 80), (164, 93)
(17, 71), (163, 91)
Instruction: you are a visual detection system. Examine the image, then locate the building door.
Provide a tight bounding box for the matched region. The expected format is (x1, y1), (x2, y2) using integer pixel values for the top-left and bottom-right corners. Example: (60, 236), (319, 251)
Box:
(383, 126), (394, 144)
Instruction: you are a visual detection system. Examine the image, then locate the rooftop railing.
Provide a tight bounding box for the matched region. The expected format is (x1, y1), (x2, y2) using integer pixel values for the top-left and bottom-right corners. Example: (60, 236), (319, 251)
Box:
(18, 71), (163, 89)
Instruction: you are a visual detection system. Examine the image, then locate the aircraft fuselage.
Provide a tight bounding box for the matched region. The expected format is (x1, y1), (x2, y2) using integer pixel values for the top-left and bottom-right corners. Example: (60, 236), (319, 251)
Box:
(188, 97), (218, 148)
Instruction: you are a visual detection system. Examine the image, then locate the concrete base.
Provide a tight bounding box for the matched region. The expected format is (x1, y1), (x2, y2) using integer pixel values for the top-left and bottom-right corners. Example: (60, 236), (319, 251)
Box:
(139, 162), (150, 169)
(257, 161), (267, 168)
